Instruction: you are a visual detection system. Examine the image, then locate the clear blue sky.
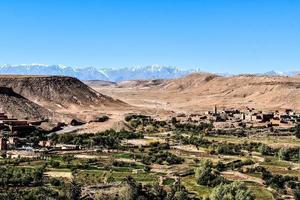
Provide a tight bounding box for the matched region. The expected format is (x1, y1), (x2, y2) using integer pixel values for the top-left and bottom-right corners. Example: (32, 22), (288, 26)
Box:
(0, 0), (299, 73)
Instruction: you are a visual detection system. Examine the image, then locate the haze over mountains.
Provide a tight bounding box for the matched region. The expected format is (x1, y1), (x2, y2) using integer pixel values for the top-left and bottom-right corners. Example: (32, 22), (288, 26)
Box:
(1, 64), (299, 82)
(0, 64), (198, 82)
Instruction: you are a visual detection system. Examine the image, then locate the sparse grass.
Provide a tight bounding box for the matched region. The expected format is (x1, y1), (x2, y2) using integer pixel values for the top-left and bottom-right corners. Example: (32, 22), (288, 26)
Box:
(162, 178), (175, 186)
(18, 160), (47, 166)
(206, 135), (247, 144)
(45, 170), (73, 179)
(111, 171), (158, 183)
(261, 164), (300, 178)
(206, 135), (300, 147)
(181, 175), (211, 198)
(113, 153), (134, 159)
(246, 182), (274, 200)
(261, 157), (293, 168)
(75, 169), (159, 185)
(47, 168), (72, 172)
(248, 173), (262, 179)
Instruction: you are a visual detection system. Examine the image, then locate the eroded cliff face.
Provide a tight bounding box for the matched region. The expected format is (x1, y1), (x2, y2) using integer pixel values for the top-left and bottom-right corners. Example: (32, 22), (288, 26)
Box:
(0, 86), (53, 120)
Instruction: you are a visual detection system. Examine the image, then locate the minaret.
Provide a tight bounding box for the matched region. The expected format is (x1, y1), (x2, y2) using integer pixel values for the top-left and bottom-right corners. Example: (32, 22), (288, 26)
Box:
(214, 105), (217, 114)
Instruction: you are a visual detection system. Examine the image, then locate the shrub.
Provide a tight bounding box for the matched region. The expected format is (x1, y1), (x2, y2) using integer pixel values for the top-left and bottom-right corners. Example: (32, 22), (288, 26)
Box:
(49, 160), (60, 168)
(294, 187), (300, 200)
(278, 148), (290, 161)
(258, 144), (273, 155)
(210, 182), (255, 200)
(142, 149), (184, 165)
(195, 159), (227, 187)
(296, 124), (300, 139)
(95, 115), (109, 122)
(50, 178), (61, 186)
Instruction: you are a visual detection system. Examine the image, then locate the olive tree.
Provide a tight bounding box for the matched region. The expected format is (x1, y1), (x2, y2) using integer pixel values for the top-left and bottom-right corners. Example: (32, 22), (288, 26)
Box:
(210, 182), (255, 200)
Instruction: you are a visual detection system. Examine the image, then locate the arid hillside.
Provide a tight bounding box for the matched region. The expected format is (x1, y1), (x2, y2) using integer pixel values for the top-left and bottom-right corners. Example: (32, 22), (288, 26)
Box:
(89, 73), (300, 112)
(0, 86), (54, 120)
(83, 80), (117, 87)
(0, 75), (125, 110)
(163, 73), (300, 111)
(117, 79), (165, 88)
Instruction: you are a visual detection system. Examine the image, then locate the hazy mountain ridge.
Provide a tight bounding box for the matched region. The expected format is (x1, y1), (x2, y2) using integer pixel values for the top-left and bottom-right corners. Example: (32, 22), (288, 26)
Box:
(256, 70), (300, 77)
(0, 64), (109, 81)
(0, 64), (201, 82)
(0, 64), (299, 81)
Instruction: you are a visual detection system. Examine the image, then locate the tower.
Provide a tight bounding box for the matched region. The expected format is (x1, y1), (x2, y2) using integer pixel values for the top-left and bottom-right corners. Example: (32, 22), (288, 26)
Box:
(214, 105), (217, 114)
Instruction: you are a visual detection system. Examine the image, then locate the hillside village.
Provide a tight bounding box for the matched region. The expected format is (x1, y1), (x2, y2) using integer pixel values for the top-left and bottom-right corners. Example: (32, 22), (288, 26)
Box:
(2, 0), (300, 198)
(1, 104), (299, 152)
(0, 75), (300, 200)
(198, 106), (300, 128)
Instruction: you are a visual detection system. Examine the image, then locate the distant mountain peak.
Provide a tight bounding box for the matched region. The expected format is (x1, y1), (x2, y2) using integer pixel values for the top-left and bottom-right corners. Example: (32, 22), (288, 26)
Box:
(0, 64), (196, 82)
(0, 64), (299, 81)
(258, 70), (300, 77)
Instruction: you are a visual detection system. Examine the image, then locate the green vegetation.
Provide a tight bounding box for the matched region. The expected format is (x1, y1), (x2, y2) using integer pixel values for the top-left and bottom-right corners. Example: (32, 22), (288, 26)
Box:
(55, 129), (143, 149)
(277, 147), (300, 161)
(295, 187), (300, 200)
(95, 115), (109, 122)
(295, 124), (300, 139)
(162, 178), (175, 186)
(0, 166), (45, 187)
(142, 147), (184, 165)
(182, 176), (211, 197)
(246, 182), (273, 200)
(210, 182), (255, 200)
(195, 159), (227, 187)
(2, 114), (300, 199)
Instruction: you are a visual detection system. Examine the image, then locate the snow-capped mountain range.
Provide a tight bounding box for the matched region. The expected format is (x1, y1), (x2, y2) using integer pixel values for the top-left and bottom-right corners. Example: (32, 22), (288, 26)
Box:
(0, 64), (201, 82)
(0, 64), (299, 82)
(257, 70), (300, 77)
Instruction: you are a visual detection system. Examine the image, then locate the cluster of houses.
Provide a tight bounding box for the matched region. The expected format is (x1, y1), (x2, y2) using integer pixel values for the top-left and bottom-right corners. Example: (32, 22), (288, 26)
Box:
(38, 141), (80, 151)
(0, 112), (36, 134)
(178, 106), (300, 129)
(0, 111), (80, 156)
(205, 106), (300, 127)
(0, 112), (34, 151)
(1, 106), (299, 157)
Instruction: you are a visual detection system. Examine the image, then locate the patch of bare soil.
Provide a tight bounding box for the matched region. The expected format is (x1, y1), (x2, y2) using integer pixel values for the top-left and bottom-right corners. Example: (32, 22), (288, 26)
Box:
(221, 171), (264, 185)
(45, 171), (73, 179)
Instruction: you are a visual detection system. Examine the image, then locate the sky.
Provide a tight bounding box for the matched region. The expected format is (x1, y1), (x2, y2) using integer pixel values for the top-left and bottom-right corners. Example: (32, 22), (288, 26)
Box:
(0, 0), (299, 74)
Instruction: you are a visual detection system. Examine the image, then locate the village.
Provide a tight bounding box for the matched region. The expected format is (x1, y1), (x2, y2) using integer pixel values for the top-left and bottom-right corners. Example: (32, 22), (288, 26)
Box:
(0, 104), (300, 200)
(0, 111), (80, 156)
(1, 106), (299, 157)
(188, 106), (300, 128)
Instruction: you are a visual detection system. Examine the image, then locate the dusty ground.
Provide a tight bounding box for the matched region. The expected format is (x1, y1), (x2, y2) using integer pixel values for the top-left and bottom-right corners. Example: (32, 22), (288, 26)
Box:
(221, 171), (264, 185)
(53, 104), (173, 134)
(88, 73), (300, 113)
(44, 171), (73, 179)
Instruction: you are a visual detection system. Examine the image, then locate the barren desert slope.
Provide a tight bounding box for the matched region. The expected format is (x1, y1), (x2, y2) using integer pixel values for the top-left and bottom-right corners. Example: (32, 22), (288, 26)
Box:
(88, 73), (300, 112)
(0, 75), (133, 122)
(0, 86), (54, 120)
